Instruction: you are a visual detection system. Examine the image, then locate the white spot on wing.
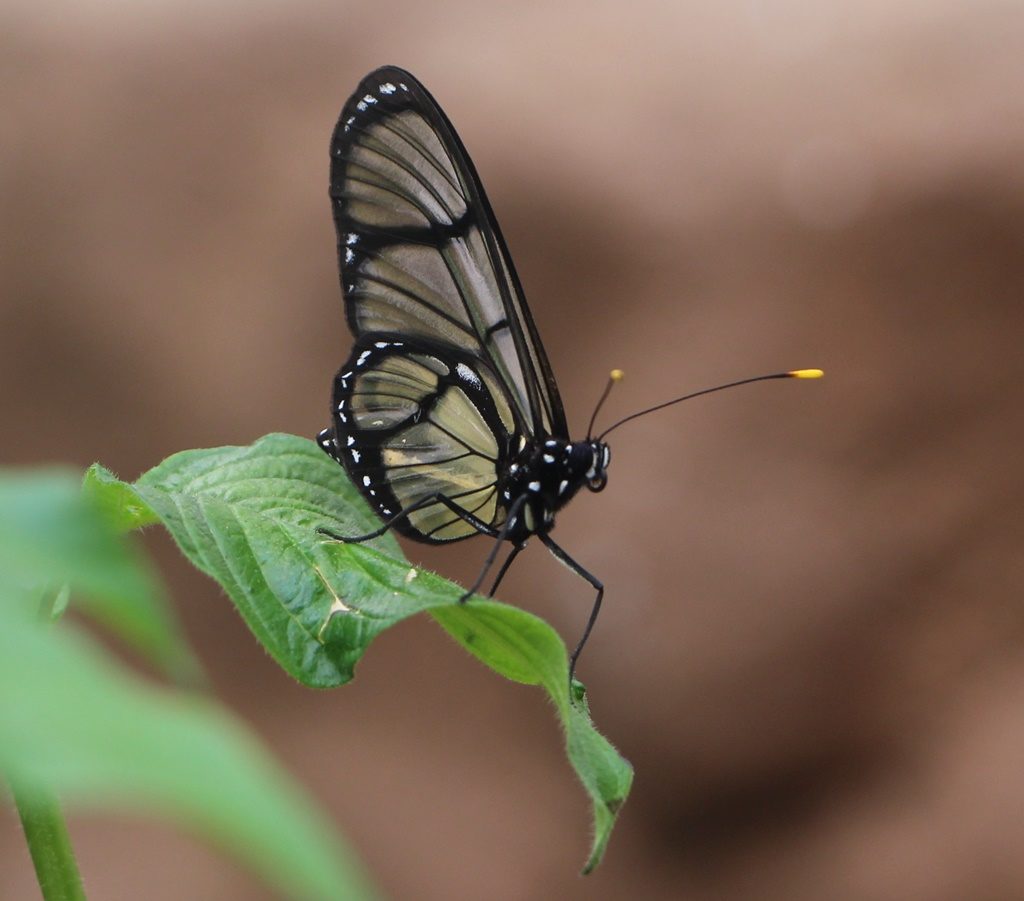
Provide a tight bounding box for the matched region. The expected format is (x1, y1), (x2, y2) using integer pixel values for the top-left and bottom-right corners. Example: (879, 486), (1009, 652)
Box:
(362, 475), (372, 487)
(345, 248), (355, 263)
(528, 481), (541, 492)
(380, 82), (397, 95)
(456, 362), (481, 389)
(362, 94), (377, 104)
(543, 454), (555, 463)
(559, 480), (569, 495)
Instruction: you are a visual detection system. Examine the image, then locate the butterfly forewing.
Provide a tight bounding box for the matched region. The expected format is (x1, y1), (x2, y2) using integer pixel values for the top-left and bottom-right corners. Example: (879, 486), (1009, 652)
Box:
(329, 66), (567, 439)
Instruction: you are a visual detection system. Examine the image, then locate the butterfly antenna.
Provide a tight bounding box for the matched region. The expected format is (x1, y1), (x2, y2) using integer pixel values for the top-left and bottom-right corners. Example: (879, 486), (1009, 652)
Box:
(587, 369), (625, 439)
(598, 369), (823, 440)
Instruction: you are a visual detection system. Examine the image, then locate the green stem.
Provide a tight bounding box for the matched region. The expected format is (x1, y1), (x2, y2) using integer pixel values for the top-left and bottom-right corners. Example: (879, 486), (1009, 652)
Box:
(11, 781), (86, 901)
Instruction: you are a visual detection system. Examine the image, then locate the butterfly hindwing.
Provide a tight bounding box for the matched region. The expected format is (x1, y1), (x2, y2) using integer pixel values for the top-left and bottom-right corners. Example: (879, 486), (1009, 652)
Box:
(320, 336), (521, 542)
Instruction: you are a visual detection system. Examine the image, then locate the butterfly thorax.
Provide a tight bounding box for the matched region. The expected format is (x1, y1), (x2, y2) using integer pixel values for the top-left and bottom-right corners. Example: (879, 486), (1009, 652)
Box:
(500, 438), (610, 543)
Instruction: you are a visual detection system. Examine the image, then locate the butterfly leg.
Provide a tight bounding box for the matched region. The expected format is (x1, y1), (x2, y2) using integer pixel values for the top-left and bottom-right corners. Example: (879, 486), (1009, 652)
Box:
(457, 494), (529, 603)
(538, 533), (604, 688)
(317, 492), (501, 543)
(487, 541), (526, 597)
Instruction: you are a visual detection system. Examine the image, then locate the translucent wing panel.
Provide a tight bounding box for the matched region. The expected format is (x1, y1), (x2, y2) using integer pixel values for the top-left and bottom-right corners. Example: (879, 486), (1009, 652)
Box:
(348, 354), (441, 430)
(339, 110), (467, 229)
(329, 67), (568, 439)
(382, 419), (499, 540)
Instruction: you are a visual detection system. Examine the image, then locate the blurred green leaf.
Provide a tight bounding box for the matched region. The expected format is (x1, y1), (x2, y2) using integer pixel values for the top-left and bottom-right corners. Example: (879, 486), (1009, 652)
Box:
(0, 469), (200, 684)
(92, 433), (632, 871)
(0, 469), (376, 901)
(0, 611), (376, 901)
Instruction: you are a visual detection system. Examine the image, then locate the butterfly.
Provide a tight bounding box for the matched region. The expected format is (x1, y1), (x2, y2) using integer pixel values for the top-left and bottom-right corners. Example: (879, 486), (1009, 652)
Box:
(316, 66), (821, 684)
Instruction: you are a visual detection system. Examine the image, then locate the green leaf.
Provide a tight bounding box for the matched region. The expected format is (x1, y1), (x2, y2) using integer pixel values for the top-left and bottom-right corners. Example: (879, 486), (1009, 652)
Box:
(431, 605), (633, 873)
(96, 433), (633, 871)
(82, 463), (160, 532)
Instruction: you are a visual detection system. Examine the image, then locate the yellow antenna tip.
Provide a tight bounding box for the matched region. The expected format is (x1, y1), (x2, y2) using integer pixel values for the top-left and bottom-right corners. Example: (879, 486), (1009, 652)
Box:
(788, 368), (824, 379)
(610, 369), (625, 381)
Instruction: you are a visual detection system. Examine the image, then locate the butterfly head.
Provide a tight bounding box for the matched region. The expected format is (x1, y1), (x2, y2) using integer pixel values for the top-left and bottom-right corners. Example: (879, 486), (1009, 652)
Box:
(583, 441), (611, 493)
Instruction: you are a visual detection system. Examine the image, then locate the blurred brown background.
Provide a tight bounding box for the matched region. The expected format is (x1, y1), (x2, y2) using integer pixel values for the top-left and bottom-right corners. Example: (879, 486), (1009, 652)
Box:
(3, 2), (1024, 898)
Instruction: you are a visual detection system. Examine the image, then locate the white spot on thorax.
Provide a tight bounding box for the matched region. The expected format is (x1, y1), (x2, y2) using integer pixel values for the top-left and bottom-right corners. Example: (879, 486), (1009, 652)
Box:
(543, 454), (555, 463)
(528, 481), (541, 492)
